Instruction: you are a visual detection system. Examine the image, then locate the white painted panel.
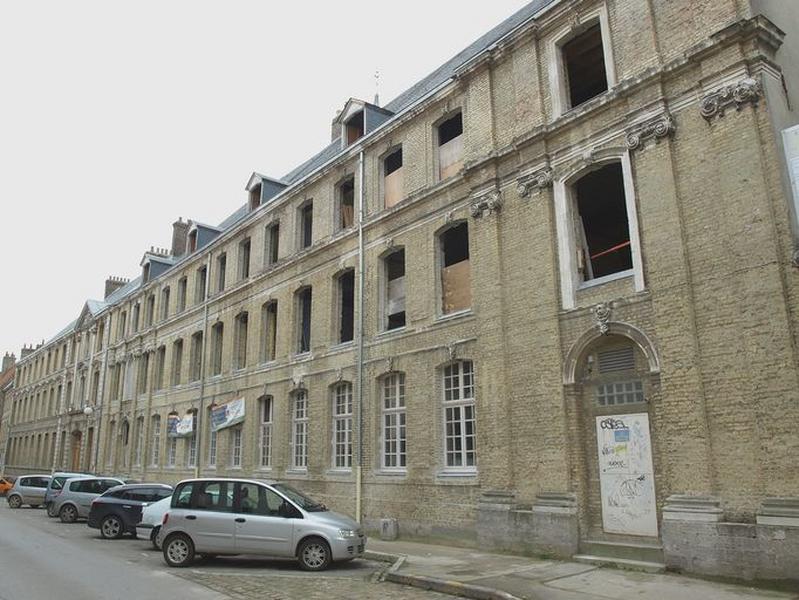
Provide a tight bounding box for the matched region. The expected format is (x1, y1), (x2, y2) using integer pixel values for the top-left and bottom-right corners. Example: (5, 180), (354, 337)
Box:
(596, 413), (658, 537)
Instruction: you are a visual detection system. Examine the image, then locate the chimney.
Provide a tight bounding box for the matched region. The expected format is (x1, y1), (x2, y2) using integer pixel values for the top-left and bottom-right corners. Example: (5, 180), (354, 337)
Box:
(171, 217), (191, 257)
(2, 352), (15, 373)
(20, 345), (34, 359)
(105, 276), (129, 299)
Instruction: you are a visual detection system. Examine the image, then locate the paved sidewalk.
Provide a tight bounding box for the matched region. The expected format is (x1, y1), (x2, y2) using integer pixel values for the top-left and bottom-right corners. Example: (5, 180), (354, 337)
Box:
(367, 539), (799, 600)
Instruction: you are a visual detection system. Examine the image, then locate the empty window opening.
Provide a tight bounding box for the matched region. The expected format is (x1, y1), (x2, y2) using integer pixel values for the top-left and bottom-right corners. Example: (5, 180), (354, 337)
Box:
(384, 148), (404, 208)
(195, 266), (207, 304)
(238, 238), (251, 280)
(338, 270), (355, 343)
(297, 287), (312, 354)
(234, 312), (248, 369)
(338, 178), (355, 230)
(188, 230), (198, 253)
(345, 111), (364, 145)
(562, 23), (608, 109)
(211, 322), (224, 375)
(260, 301), (278, 363)
(438, 112), (464, 180)
(177, 277), (187, 312)
(249, 183), (262, 212)
(440, 223), (471, 314)
(385, 249), (406, 330)
(265, 222), (280, 266)
(574, 163), (632, 281)
(300, 202), (313, 249)
(216, 253), (227, 292)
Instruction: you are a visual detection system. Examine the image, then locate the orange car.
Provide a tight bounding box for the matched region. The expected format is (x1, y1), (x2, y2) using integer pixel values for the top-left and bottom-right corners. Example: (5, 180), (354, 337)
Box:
(0, 477), (15, 496)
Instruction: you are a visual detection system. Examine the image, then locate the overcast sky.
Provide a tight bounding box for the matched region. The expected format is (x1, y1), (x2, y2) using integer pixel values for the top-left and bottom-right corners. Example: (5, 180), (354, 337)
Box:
(0, 0), (530, 358)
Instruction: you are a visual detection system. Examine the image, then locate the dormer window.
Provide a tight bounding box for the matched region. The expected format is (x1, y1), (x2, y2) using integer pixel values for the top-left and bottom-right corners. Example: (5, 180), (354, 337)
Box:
(337, 177), (355, 231)
(188, 230), (198, 253)
(345, 111), (364, 145)
(249, 183), (262, 212)
(142, 262), (151, 283)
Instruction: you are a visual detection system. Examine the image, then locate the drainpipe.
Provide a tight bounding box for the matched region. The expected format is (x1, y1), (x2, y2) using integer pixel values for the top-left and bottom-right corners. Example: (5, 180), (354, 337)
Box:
(194, 252), (212, 479)
(92, 313), (112, 473)
(355, 150), (366, 523)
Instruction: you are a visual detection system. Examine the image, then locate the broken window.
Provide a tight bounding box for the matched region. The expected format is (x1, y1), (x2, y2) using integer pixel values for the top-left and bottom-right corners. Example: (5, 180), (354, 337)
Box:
(234, 312), (248, 369)
(384, 148), (404, 208)
(216, 253), (227, 292)
(338, 178), (355, 230)
(265, 222), (280, 266)
(574, 163), (632, 281)
(562, 23), (608, 110)
(190, 331), (203, 382)
(260, 301), (278, 363)
(171, 339), (183, 386)
(211, 322), (224, 375)
(439, 223), (471, 314)
(299, 202), (313, 249)
(238, 237), (251, 280)
(337, 270), (355, 343)
(249, 183), (262, 212)
(188, 230), (198, 253)
(296, 287), (312, 354)
(384, 249), (406, 330)
(195, 266), (207, 304)
(345, 110), (364, 145)
(437, 112), (464, 180)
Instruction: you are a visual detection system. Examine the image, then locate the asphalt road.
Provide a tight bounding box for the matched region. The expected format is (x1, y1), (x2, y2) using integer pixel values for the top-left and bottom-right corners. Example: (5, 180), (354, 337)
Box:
(0, 502), (448, 600)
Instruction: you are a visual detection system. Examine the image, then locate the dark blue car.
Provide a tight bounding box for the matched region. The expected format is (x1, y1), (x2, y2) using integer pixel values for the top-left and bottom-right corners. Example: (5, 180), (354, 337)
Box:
(88, 483), (173, 539)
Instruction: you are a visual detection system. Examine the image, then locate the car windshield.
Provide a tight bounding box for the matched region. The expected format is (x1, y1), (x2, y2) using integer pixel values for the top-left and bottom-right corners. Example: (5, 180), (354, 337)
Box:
(272, 483), (327, 512)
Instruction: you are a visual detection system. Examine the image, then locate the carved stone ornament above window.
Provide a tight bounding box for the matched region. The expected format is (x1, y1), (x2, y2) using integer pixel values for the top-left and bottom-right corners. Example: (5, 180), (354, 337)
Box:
(593, 302), (612, 335)
(700, 78), (762, 120)
(626, 113), (675, 151)
(517, 168), (554, 198)
(470, 189), (503, 219)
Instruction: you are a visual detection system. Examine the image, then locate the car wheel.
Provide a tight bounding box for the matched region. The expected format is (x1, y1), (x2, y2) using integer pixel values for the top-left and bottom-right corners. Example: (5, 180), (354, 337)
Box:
(163, 533), (195, 568)
(297, 537), (332, 571)
(100, 515), (124, 539)
(59, 504), (78, 523)
(150, 526), (161, 550)
(7, 495), (22, 509)
(47, 503), (58, 518)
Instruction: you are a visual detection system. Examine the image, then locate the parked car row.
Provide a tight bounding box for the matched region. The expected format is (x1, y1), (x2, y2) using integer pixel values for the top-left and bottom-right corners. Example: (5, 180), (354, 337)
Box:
(5, 474), (366, 571)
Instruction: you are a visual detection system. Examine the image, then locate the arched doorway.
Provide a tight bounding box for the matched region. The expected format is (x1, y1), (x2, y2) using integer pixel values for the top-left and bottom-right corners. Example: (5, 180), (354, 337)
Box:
(564, 323), (661, 542)
(69, 430), (82, 471)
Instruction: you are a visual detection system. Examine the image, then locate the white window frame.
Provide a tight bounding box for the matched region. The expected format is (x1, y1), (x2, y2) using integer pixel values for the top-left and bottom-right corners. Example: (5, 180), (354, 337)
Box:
(331, 383), (353, 470)
(381, 373), (406, 471)
(229, 426), (242, 468)
(291, 390), (308, 470)
(442, 360), (477, 473)
(554, 150), (644, 310)
(167, 437), (177, 467)
(548, 3), (617, 118)
(186, 435), (197, 468)
(150, 416), (161, 467)
(259, 396), (273, 469)
(133, 417), (144, 466)
(207, 427), (217, 468)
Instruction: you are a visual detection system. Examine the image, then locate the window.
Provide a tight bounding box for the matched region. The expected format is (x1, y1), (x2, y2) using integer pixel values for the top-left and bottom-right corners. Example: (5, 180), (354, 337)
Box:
(193, 480), (232, 512)
(264, 222), (280, 267)
(296, 287), (312, 354)
(134, 416), (145, 466)
(561, 22), (608, 110)
(154, 346), (166, 391)
(142, 263), (151, 283)
(443, 360), (476, 470)
(249, 183), (261, 211)
(150, 415), (161, 466)
(190, 331), (203, 382)
(291, 390), (308, 469)
(337, 270), (355, 344)
(238, 237), (251, 280)
(593, 345), (644, 406)
(186, 434), (197, 468)
(234, 312), (248, 369)
(573, 163), (632, 281)
(160, 287), (170, 321)
(384, 147), (404, 208)
(145, 294), (155, 327)
(337, 177), (355, 230)
(132, 303), (140, 332)
(345, 110), (364, 145)
(195, 266), (207, 304)
(167, 437), (177, 467)
(118, 311), (127, 340)
(208, 423), (217, 467)
(216, 253), (227, 293)
(437, 112), (464, 180)
(384, 249), (406, 330)
(229, 426), (243, 468)
(188, 230), (198, 253)
(259, 396), (273, 468)
(177, 277), (187, 312)
(137, 352), (150, 396)
(171, 339), (183, 386)
(260, 301), (278, 363)
(439, 223), (471, 314)
(299, 201), (313, 249)
(211, 322), (224, 376)
(106, 421), (116, 467)
(332, 383), (353, 469)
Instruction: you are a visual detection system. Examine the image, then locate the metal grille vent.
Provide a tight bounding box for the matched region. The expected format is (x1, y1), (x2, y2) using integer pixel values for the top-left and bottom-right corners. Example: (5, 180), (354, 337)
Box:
(597, 346), (635, 373)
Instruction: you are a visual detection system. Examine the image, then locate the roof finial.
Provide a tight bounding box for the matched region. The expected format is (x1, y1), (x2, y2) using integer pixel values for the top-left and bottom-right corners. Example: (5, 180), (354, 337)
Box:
(374, 69), (381, 107)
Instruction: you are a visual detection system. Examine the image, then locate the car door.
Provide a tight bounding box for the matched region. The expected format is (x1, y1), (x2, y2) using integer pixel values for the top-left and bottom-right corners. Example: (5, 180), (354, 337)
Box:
(186, 480), (236, 553)
(233, 483), (295, 556)
(29, 477), (50, 503)
(17, 478), (32, 503)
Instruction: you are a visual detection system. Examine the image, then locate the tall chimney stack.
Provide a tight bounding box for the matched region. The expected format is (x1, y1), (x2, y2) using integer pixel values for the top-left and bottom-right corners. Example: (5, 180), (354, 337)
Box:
(171, 217), (191, 257)
(2, 352), (15, 373)
(105, 276), (129, 299)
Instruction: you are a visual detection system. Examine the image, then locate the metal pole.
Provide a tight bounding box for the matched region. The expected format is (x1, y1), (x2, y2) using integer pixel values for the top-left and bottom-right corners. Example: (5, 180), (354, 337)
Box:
(194, 252), (212, 479)
(355, 150), (366, 523)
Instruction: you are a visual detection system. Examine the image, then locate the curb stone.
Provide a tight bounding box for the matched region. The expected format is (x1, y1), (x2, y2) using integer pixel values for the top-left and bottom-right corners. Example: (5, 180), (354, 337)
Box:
(363, 550), (523, 600)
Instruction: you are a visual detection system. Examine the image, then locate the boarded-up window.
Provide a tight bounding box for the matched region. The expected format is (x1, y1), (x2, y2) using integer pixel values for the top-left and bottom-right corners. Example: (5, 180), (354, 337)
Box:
(385, 250), (406, 330)
(562, 23), (608, 109)
(188, 230), (198, 253)
(440, 223), (471, 314)
(339, 178), (355, 230)
(384, 148), (403, 208)
(297, 287), (312, 354)
(438, 112), (464, 180)
(345, 111), (364, 145)
(249, 183), (261, 211)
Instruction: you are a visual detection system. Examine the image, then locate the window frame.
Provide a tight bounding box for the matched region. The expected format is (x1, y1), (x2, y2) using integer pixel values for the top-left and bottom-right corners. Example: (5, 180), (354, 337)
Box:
(331, 382), (353, 470)
(381, 373), (407, 471)
(290, 390), (309, 471)
(441, 360), (477, 474)
(258, 396), (273, 470)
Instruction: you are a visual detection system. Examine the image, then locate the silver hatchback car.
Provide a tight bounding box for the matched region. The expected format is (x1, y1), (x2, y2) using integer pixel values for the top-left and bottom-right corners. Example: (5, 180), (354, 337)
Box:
(160, 478), (366, 571)
(54, 476), (124, 523)
(6, 474), (52, 508)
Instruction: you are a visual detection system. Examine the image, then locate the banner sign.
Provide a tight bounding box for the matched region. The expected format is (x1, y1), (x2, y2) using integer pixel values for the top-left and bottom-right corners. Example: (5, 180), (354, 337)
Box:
(167, 414), (179, 438)
(211, 398), (245, 432)
(176, 414), (195, 437)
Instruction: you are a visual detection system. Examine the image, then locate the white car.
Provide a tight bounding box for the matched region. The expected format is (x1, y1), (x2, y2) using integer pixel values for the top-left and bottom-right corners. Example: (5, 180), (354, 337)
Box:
(136, 496), (171, 549)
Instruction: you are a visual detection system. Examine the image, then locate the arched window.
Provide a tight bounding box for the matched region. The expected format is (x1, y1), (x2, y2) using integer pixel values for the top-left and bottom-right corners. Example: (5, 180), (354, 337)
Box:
(331, 383), (353, 469)
(442, 360), (476, 471)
